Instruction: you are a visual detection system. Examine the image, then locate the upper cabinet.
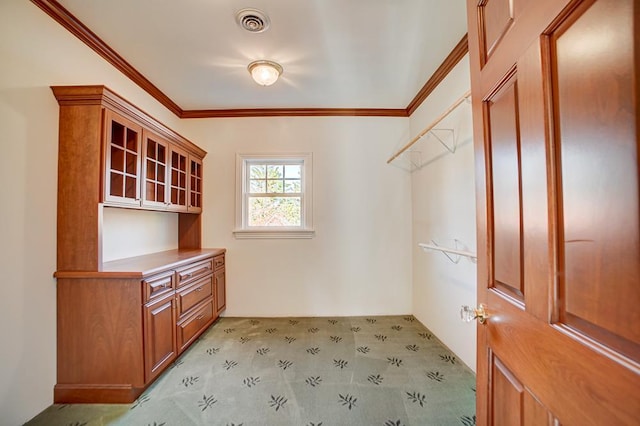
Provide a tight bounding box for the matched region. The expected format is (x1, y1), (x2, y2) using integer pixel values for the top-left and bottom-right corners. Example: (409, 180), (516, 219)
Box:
(53, 85), (206, 213)
(52, 85), (207, 270)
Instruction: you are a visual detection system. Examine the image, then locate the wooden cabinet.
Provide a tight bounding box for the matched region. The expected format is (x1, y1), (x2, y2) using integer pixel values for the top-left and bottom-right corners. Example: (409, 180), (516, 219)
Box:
(54, 249), (225, 403)
(53, 85), (208, 271)
(52, 86), (226, 404)
(53, 85), (205, 218)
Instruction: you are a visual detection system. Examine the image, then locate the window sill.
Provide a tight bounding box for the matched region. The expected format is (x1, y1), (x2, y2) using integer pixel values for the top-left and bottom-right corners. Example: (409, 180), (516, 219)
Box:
(233, 229), (315, 239)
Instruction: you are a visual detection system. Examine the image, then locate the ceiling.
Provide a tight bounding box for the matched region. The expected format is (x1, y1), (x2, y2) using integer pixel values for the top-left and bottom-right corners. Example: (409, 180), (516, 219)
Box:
(48, 0), (468, 112)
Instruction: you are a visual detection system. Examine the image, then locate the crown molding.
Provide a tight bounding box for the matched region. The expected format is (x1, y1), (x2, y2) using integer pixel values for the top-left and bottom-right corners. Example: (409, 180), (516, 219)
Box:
(406, 34), (469, 116)
(31, 0), (465, 119)
(182, 108), (408, 118)
(31, 0), (183, 117)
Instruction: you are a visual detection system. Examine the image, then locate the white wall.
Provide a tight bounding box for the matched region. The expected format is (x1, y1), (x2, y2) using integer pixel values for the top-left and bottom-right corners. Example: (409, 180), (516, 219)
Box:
(102, 208), (178, 262)
(408, 55), (477, 371)
(0, 1), (473, 423)
(0, 1), (190, 424)
(184, 116), (413, 317)
(0, 2), (413, 423)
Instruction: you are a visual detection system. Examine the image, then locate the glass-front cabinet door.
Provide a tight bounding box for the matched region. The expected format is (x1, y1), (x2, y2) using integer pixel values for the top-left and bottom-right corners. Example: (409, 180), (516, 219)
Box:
(142, 130), (170, 209)
(188, 157), (203, 213)
(103, 110), (142, 206)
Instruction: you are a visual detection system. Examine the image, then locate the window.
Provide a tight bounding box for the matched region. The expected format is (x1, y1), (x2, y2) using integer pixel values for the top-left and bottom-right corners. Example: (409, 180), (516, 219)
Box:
(234, 153), (313, 238)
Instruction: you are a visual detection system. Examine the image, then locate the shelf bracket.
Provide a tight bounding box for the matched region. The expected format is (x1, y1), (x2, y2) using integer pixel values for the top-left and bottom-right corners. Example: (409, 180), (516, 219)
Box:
(418, 240), (477, 264)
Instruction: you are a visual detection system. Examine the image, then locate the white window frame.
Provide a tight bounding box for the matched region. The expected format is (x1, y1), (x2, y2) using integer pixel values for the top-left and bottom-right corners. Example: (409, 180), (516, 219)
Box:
(234, 153), (314, 239)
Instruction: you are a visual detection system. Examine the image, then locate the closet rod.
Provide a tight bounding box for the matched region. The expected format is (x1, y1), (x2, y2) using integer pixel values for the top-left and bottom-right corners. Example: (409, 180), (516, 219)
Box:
(387, 90), (471, 164)
(418, 242), (477, 260)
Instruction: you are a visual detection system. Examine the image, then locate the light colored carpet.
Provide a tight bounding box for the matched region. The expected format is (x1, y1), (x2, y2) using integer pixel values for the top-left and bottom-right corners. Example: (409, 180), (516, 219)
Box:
(26, 316), (476, 426)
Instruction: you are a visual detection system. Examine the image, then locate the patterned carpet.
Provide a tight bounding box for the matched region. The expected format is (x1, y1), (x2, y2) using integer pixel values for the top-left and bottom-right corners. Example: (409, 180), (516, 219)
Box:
(26, 316), (476, 426)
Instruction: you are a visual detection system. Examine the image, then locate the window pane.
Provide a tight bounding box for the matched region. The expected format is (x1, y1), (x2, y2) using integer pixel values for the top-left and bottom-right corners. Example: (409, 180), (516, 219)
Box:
(284, 164), (301, 178)
(285, 179), (301, 193)
(248, 197), (301, 227)
(267, 179), (284, 193)
(250, 165), (266, 179)
(250, 179), (266, 193)
(267, 165), (283, 179)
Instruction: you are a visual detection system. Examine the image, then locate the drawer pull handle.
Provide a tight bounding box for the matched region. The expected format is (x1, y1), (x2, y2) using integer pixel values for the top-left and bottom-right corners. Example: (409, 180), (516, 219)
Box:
(184, 273), (192, 279)
(196, 314), (204, 320)
(195, 286), (203, 292)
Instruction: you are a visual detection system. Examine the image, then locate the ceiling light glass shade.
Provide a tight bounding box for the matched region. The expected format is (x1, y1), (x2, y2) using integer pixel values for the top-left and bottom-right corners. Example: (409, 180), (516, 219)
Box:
(248, 60), (283, 86)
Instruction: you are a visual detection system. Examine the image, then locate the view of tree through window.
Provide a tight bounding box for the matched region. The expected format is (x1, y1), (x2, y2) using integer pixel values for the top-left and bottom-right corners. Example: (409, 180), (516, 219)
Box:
(247, 163), (302, 226)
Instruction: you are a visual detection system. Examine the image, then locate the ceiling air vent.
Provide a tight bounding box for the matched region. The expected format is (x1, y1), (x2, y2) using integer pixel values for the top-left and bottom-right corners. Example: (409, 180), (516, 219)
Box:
(236, 8), (270, 33)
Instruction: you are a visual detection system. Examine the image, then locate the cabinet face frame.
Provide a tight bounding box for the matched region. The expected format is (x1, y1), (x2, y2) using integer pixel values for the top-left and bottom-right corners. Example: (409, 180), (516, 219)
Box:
(103, 109), (143, 207)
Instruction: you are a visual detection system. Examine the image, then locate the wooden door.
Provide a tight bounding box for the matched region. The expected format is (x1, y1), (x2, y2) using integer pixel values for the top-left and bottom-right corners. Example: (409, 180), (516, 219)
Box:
(467, 0), (639, 424)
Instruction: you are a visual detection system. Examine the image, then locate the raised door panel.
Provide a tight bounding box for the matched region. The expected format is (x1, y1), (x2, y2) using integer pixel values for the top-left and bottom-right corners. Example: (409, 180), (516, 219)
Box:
(551, 0), (639, 362)
(103, 109), (142, 207)
(144, 294), (177, 382)
(141, 130), (170, 210)
(490, 355), (557, 426)
(479, 0), (514, 64)
(486, 73), (523, 301)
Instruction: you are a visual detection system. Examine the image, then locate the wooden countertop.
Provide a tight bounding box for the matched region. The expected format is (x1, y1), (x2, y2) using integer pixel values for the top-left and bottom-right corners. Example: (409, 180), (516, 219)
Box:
(55, 248), (225, 279)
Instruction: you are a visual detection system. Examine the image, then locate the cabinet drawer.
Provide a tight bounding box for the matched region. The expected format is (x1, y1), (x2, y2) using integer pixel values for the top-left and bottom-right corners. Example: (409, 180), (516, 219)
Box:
(176, 275), (213, 318)
(143, 270), (174, 301)
(177, 300), (214, 353)
(176, 258), (213, 287)
(213, 254), (225, 271)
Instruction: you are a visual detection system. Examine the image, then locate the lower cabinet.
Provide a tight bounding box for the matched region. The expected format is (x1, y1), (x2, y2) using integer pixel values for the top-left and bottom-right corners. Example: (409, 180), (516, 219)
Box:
(54, 249), (225, 403)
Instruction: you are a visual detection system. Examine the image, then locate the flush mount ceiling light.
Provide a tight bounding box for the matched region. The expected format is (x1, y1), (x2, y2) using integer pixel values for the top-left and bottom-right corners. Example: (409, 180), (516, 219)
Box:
(248, 60), (283, 86)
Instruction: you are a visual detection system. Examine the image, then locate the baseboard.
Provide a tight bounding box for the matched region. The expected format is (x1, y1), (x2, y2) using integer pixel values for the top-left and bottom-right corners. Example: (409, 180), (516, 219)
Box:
(54, 383), (144, 403)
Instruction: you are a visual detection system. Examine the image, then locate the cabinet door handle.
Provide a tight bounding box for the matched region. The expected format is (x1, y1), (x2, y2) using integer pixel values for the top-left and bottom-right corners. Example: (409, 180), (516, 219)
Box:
(196, 314), (204, 320)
